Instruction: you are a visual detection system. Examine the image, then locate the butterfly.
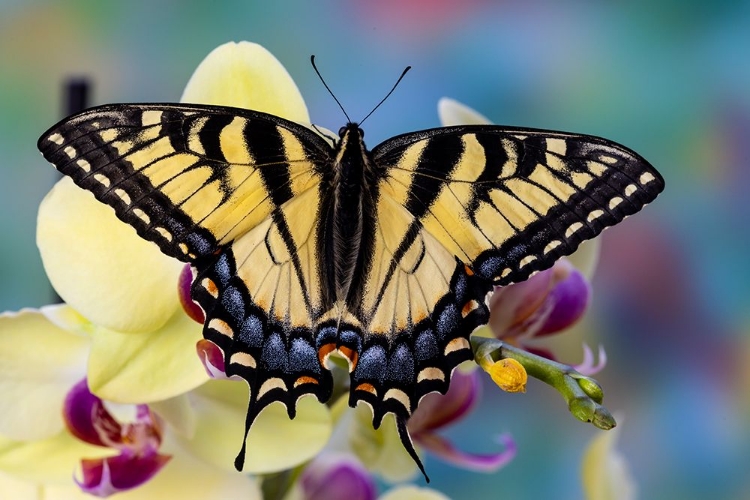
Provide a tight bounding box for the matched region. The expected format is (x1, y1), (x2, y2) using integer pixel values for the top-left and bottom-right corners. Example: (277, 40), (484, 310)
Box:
(38, 99), (663, 479)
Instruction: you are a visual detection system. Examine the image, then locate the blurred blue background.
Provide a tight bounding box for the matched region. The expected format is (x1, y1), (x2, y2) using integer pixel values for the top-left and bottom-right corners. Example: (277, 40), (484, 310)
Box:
(1, 1), (748, 498)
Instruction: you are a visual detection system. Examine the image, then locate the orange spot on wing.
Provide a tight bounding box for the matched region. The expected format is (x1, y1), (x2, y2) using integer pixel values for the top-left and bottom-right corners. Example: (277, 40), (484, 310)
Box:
(462, 299), (480, 317)
(337, 346), (359, 372)
(294, 376), (319, 387)
(464, 264), (474, 276)
(317, 343), (337, 365)
(354, 382), (377, 396)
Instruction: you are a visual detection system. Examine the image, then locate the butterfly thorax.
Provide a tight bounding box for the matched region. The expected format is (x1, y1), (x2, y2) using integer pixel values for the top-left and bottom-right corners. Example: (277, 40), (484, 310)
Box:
(319, 123), (378, 312)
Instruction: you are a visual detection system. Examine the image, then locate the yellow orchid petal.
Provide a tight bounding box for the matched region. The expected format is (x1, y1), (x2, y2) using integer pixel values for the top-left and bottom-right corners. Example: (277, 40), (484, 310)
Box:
(181, 41), (309, 123)
(438, 97), (491, 126)
(581, 423), (636, 500)
(149, 394), (197, 439)
(112, 451), (261, 500)
(0, 431), (109, 484)
(567, 238), (601, 280)
(0, 308), (88, 440)
(0, 470), (40, 499)
(87, 311), (208, 403)
(349, 406), (418, 483)
(177, 379), (331, 474)
(37, 177), (184, 333)
(380, 485), (451, 500)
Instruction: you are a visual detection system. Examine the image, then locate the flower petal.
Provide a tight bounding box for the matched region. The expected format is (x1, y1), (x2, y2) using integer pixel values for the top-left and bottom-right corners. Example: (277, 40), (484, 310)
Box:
(0, 308), (88, 440)
(379, 485), (451, 500)
(76, 452), (171, 497)
(415, 432), (516, 472)
(64, 379), (120, 448)
(536, 260), (590, 336)
(408, 370), (480, 434)
(108, 452), (260, 500)
(567, 238), (601, 280)
(0, 431), (110, 484)
(181, 41), (309, 123)
(300, 453), (377, 500)
(0, 470), (40, 499)
(174, 380), (331, 474)
(37, 177), (184, 333)
(350, 408), (418, 483)
(581, 424), (636, 500)
(87, 312), (208, 403)
(148, 394), (197, 440)
(437, 97), (491, 126)
(489, 269), (553, 336)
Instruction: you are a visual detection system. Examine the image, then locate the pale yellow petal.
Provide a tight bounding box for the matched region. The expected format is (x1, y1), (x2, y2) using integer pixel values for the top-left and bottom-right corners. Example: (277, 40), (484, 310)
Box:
(177, 379), (331, 474)
(0, 470), (42, 499)
(379, 485), (451, 500)
(581, 424), (636, 500)
(181, 41), (309, 123)
(37, 177), (184, 333)
(87, 312), (208, 403)
(0, 431), (109, 484)
(149, 393), (197, 439)
(567, 238), (601, 280)
(115, 452), (260, 500)
(438, 97), (491, 126)
(0, 309), (88, 440)
(349, 406), (418, 483)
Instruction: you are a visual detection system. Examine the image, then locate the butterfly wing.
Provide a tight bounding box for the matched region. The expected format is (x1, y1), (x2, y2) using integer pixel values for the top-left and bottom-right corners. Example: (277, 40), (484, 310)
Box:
(38, 103), (330, 261)
(373, 125), (664, 285)
(39, 104), (336, 470)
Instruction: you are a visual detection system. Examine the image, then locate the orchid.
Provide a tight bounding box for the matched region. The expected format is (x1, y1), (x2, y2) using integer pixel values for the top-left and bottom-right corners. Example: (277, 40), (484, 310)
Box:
(0, 41), (625, 499)
(0, 41), (331, 497)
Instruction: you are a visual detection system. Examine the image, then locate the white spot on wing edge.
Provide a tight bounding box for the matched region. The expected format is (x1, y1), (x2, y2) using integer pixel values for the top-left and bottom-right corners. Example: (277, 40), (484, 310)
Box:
(48, 133), (64, 145)
(519, 255), (537, 268)
(544, 240), (562, 254)
(114, 188), (131, 205)
(93, 174), (110, 187)
(444, 336), (471, 355)
(154, 227), (173, 242)
(383, 388), (412, 414)
(624, 184), (637, 197)
(229, 351), (257, 369)
(208, 318), (234, 338)
(132, 208), (150, 225)
(417, 367), (445, 382)
(257, 377), (287, 399)
(565, 222), (584, 239)
(587, 209), (604, 223)
(76, 159), (91, 172)
(640, 172), (656, 185)
(64, 146), (77, 159)
(609, 197), (624, 210)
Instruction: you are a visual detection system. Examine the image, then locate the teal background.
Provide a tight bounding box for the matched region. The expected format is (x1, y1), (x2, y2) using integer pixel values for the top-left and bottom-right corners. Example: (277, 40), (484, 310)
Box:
(1, 1), (749, 498)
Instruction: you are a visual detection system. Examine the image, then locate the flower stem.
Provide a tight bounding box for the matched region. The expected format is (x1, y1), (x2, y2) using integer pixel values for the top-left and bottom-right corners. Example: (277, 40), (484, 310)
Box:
(472, 336), (616, 430)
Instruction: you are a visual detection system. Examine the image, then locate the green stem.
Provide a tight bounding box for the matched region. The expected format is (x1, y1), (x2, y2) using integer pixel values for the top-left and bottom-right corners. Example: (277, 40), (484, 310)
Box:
(472, 336), (616, 430)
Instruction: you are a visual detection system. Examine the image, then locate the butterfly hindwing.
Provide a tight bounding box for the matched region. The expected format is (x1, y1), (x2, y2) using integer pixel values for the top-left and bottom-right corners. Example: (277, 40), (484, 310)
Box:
(374, 125), (664, 285)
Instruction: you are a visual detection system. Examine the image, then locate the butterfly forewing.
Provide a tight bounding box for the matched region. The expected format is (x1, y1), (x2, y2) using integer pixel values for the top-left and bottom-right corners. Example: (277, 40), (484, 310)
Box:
(374, 125), (664, 285)
(38, 103), (331, 262)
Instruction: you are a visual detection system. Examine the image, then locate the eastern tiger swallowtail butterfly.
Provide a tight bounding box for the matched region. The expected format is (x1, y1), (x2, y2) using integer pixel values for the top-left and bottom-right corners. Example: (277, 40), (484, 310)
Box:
(38, 97), (663, 478)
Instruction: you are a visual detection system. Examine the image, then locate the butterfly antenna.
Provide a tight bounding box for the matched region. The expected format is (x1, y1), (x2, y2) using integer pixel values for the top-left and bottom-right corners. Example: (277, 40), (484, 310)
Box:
(359, 65), (411, 126)
(311, 55), (351, 123)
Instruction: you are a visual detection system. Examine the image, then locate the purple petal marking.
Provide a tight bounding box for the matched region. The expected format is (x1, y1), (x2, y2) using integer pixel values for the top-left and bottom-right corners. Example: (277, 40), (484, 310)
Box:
(64, 379), (121, 447)
(408, 370), (481, 434)
(76, 452), (171, 497)
(489, 268), (553, 336)
(197, 339), (228, 379)
(178, 264), (204, 324)
(301, 455), (376, 500)
(416, 433), (517, 472)
(537, 264), (590, 336)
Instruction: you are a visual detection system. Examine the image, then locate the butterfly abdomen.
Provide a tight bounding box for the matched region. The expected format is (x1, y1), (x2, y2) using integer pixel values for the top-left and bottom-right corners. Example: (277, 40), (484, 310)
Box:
(320, 124), (378, 310)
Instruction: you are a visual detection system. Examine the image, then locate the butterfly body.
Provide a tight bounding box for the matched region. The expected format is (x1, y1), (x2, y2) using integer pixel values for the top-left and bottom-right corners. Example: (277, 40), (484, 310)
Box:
(39, 102), (664, 476)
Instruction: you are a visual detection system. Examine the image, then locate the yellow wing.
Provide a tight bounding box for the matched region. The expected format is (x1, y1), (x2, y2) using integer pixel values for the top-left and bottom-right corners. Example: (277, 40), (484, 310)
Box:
(38, 103), (330, 261)
(373, 125), (664, 285)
